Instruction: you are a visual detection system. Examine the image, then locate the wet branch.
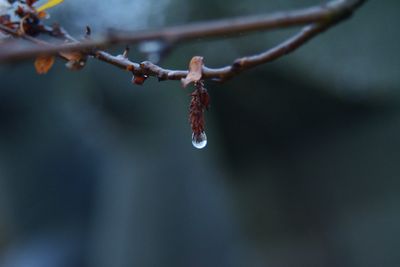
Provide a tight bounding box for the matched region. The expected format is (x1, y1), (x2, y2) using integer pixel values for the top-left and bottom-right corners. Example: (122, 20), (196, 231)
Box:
(0, 0), (366, 83)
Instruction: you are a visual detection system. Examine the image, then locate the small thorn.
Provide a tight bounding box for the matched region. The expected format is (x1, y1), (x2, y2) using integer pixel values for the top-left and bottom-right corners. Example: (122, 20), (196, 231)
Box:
(123, 46), (130, 58)
(85, 26), (91, 38)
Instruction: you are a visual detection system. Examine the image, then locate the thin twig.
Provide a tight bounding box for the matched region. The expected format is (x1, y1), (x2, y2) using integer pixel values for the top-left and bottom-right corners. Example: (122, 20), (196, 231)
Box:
(0, 0), (366, 83)
(124, 23), (328, 82)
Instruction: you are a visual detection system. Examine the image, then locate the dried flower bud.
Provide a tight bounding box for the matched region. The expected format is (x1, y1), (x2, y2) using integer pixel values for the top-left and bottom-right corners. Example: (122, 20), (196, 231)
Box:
(189, 80), (209, 146)
(132, 74), (148, 85)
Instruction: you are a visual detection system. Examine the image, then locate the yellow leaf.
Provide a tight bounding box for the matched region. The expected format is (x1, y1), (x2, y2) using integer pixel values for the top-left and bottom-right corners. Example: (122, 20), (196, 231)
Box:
(36, 0), (64, 12)
(34, 55), (55, 74)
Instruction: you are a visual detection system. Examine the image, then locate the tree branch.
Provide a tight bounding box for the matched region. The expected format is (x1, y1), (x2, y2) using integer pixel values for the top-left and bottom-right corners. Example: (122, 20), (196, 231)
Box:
(0, 0), (366, 83)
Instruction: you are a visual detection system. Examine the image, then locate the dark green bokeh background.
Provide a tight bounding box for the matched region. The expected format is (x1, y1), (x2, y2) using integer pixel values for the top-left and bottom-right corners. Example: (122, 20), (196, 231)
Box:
(0, 1), (399, 266)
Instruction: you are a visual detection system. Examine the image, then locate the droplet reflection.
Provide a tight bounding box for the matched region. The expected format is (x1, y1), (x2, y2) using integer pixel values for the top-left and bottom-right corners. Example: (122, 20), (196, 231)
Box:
(192, 131), (207, 149)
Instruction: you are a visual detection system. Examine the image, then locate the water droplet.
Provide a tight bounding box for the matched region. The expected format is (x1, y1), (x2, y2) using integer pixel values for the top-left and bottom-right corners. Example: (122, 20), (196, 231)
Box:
(192, 131), (207, 149)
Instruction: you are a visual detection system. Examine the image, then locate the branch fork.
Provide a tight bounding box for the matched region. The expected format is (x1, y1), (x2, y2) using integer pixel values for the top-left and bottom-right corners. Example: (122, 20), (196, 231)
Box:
(0, 0), (366, 85)
(0, 0), (367, 148)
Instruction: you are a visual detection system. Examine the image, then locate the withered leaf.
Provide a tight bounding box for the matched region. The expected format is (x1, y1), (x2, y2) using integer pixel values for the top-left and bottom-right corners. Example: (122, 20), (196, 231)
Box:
(37, 11), (48, 19)
(59, 51), (83, 62)
(59, 51), (87, 70)
(181, 56), (204, 88)
(34, 55), (55, 74)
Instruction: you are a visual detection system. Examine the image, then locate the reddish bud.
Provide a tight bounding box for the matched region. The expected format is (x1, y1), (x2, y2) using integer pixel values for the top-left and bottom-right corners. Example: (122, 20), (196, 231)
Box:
(15, 6), (25, 17)
(132, 74), (148, 85)
(26, 0), (39, 7)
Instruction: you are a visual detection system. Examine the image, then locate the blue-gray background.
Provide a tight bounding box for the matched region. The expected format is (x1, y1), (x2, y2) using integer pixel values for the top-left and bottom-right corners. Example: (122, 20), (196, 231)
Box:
(0, 1), (399, 266)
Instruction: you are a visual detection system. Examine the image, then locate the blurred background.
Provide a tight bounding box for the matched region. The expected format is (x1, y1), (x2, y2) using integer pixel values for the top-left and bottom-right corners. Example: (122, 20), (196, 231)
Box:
(0, 0), (400, 266)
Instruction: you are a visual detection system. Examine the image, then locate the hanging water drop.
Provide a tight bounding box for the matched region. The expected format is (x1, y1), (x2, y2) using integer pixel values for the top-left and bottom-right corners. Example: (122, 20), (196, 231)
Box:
(192, 131), (207, 149)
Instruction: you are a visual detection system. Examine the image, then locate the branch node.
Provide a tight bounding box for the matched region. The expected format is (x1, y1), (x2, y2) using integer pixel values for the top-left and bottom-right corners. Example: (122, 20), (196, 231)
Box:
(232, 59), (245, 72)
